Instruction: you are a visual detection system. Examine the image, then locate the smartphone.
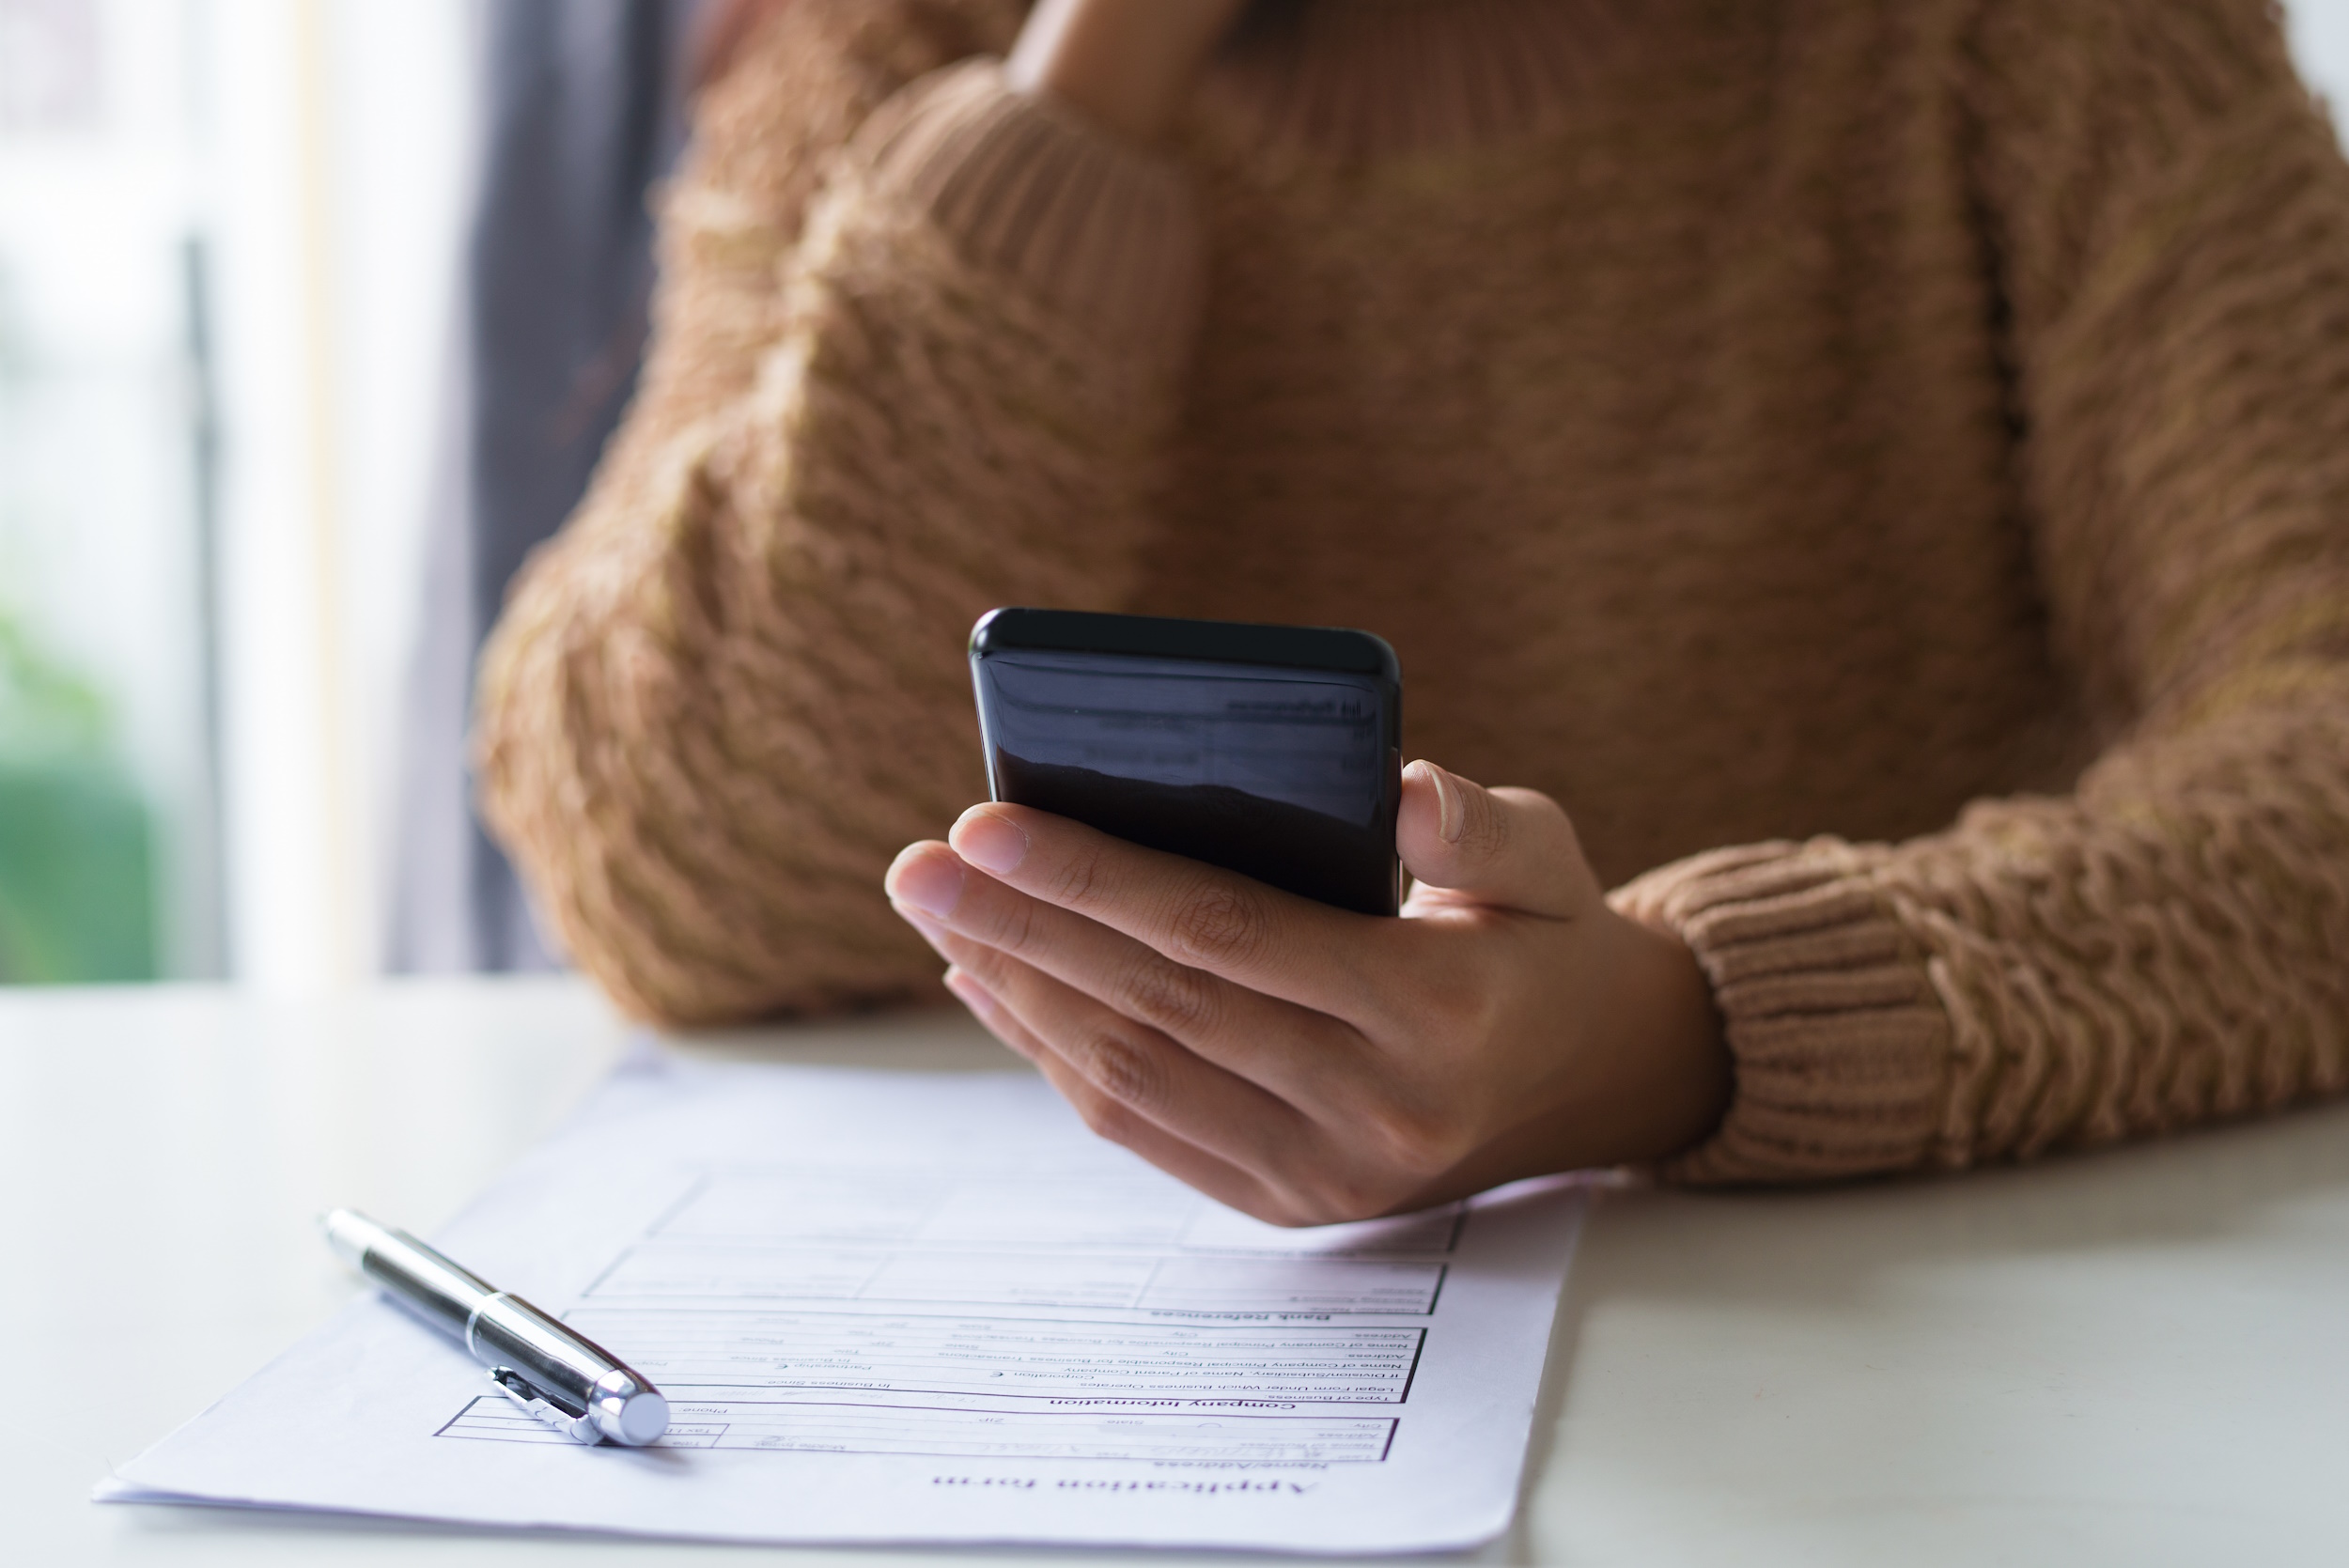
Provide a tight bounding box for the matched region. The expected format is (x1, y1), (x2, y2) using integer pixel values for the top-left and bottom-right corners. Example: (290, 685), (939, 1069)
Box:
(969, 608), (1403, 916)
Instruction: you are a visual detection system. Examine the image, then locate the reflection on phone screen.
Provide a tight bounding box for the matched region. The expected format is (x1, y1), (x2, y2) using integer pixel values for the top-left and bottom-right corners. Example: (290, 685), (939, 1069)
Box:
(978, 654), (1396, 914)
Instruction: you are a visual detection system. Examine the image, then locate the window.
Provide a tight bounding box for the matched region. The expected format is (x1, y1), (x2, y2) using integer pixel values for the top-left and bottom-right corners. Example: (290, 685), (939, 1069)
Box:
(0, 0), (470, 986)
(0, 0), (217, 980)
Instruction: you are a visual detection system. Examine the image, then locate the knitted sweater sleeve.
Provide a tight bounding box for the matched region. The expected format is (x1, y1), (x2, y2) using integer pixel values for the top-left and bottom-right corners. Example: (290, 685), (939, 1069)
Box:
(473, 1), (1203, 1024)
(1614, 0), (2349, 1183)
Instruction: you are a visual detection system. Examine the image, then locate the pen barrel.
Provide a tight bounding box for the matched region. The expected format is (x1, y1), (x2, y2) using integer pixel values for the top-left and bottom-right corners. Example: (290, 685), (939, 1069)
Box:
(357, 1237), (495, 1340)
(324, 1208), (495, 1338)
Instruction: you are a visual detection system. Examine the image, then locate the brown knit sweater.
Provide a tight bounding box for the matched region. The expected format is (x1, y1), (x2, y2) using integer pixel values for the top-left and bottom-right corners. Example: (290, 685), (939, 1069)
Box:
(474, 0), (2349, 1184)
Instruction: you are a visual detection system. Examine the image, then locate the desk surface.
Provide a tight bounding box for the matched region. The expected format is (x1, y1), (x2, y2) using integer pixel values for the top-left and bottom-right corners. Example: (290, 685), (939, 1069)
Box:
(6, 977), (2344, 1566)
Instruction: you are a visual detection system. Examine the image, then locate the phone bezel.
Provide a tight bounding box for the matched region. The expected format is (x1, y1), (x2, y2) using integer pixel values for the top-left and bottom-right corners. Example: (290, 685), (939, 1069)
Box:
(971, 608), (1400, 684)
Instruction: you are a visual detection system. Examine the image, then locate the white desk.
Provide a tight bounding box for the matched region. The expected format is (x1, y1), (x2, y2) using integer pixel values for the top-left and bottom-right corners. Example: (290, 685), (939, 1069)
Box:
(6, 977), (2344, 1565)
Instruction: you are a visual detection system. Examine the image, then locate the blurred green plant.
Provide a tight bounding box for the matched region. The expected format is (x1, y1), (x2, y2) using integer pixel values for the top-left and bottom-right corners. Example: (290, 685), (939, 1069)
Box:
(0, 609), (158, 982)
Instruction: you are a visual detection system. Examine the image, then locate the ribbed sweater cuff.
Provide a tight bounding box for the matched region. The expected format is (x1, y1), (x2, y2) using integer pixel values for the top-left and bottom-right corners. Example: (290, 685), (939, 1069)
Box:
(851, 59), (1204, 365)
(1610, 841), (1952, 1186)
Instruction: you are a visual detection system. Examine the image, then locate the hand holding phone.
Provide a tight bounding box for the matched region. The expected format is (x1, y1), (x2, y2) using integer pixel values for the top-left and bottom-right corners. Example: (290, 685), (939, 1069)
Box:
(882, 748), (1733, 1225)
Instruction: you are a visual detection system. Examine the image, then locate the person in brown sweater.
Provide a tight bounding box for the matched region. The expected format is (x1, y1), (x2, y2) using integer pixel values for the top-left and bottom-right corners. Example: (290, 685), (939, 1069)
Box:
(474, 0), (2349, 1216)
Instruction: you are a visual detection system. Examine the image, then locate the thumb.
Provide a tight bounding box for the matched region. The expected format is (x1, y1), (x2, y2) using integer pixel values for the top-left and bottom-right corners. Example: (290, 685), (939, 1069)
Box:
(1397, 760), (1597, 920)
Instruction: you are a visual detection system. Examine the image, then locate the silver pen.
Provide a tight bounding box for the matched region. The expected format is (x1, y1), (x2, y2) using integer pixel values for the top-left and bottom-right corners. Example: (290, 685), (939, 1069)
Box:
(321, 1208), (669, 1447)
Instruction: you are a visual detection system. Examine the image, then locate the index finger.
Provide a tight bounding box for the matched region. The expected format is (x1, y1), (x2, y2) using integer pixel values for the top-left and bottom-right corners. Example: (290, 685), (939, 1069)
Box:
(944, 803), (1388, 1020)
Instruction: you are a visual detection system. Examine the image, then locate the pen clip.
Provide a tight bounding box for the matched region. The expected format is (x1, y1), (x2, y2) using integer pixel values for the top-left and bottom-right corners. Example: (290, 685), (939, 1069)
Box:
(487, 1366), (603, 1445)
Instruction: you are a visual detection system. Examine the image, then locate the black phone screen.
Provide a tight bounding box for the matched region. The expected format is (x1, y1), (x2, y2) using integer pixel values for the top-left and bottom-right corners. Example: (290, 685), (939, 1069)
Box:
(970, 611), (1402, 915)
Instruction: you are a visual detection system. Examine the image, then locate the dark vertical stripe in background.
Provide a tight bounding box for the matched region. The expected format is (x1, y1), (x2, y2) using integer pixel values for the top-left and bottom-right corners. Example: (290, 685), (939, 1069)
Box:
(392, 0), (705, 973)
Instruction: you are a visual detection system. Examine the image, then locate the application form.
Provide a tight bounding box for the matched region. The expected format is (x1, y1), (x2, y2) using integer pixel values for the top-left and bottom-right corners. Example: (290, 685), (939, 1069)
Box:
(101, 1049), (1586, 1554)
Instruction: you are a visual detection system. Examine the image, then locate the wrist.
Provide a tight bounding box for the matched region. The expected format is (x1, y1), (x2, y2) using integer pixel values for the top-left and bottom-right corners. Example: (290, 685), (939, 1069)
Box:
(1507, 911), (1729, 1175)
(1417, 914), (1729, 1203)
(1595, 912), (1732, 1162)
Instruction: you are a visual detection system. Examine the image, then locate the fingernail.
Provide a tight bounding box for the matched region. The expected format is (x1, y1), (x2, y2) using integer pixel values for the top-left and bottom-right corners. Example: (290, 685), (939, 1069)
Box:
(951, 810), (1030, 876)
(1419, 762), (1466, 844)
(886, 847), (966, 919)
(942, 965), (998, 1021)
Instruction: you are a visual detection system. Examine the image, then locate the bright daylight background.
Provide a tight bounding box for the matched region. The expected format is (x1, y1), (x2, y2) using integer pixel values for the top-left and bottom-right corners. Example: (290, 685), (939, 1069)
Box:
(0, 1), (2346, 991)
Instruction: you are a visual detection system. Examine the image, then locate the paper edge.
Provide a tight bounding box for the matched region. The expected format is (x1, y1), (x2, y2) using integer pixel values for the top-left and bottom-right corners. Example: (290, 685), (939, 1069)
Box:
(91, 1480), (1515, 1558)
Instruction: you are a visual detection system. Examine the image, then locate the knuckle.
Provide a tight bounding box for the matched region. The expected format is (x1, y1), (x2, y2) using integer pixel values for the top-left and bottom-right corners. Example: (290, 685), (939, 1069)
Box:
(1457, 789), (1513, 863)
(1068, 1024), (1164, 1112)
(990, 890), (1046, 956)
(1119, 955), (1221, 1041)
(1050, 841), (1108, 908)
(1166, 877), (1271, 970)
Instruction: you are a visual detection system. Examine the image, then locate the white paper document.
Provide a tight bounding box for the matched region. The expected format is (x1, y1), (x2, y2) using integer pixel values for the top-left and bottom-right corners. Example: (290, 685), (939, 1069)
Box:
(101, 1049), (1585, 1554)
